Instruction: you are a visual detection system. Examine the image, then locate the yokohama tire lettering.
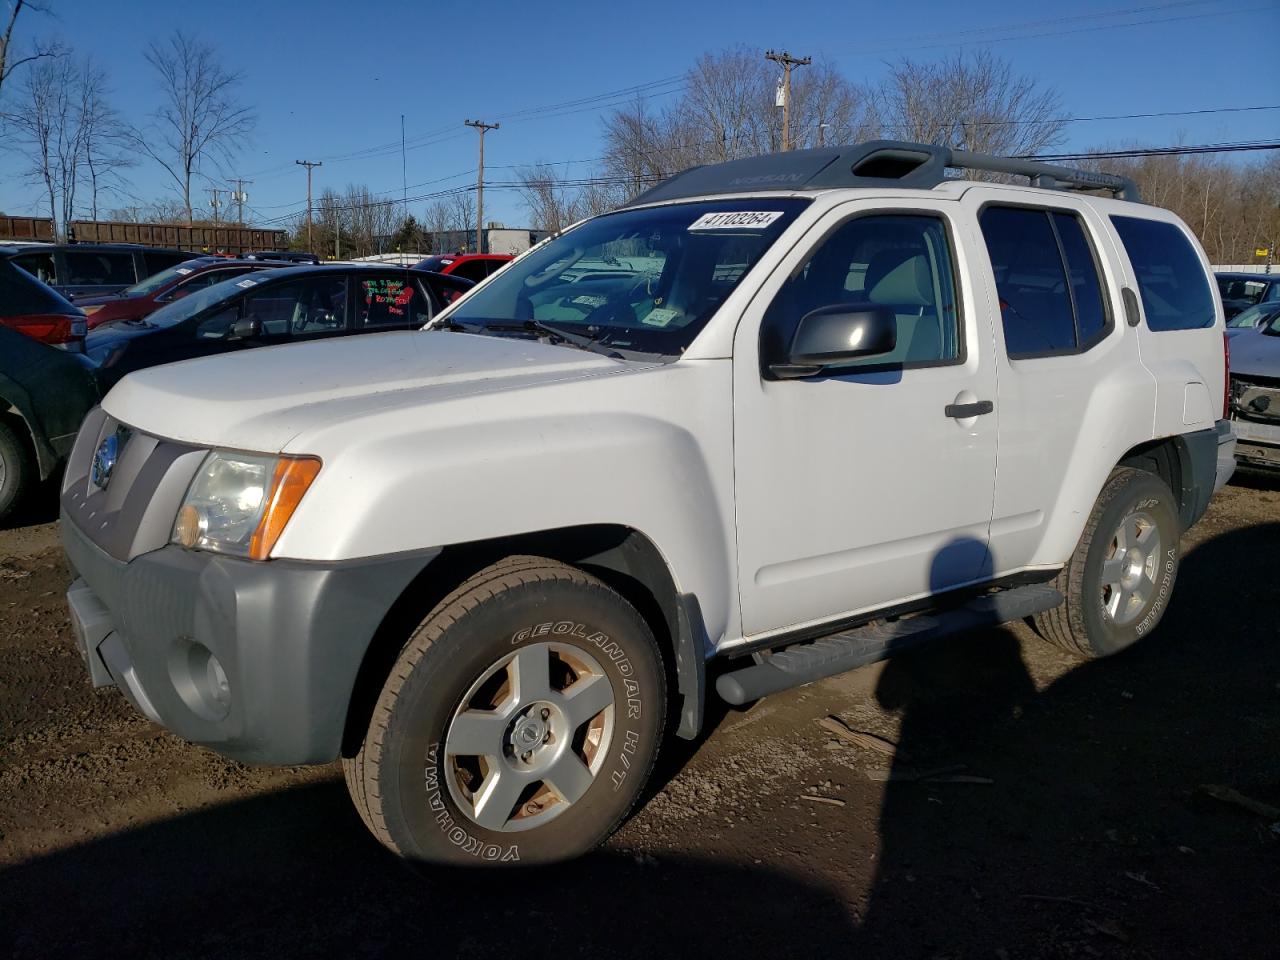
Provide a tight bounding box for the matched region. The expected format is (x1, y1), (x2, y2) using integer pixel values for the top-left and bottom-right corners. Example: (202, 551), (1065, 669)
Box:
(424, 745), (520, 862)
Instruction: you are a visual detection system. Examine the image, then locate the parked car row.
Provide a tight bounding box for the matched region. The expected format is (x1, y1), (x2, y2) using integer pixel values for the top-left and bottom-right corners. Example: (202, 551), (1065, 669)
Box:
(0, 243), (475, 520)
(1216, 270), (1280, 320)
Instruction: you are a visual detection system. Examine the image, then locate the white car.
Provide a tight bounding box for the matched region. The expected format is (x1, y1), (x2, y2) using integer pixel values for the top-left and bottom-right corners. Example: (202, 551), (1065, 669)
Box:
(61, 141), (1235, 866)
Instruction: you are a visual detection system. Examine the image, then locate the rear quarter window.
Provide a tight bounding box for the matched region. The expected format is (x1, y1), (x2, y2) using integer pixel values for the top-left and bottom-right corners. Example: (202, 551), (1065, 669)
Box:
(1111, 216), (1215, 331)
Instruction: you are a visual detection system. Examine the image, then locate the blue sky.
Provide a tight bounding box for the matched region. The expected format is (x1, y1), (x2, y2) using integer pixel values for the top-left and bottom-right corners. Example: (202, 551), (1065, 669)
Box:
(1, 0), (1276, 229)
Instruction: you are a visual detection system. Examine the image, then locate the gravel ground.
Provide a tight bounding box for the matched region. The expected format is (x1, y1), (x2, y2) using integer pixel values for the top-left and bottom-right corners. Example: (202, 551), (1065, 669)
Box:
(1, 475), (1277, 959)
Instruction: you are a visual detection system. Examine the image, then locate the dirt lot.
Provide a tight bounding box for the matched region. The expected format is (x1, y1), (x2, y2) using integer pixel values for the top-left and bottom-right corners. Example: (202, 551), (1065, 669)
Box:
(1, 476), (1277, 959)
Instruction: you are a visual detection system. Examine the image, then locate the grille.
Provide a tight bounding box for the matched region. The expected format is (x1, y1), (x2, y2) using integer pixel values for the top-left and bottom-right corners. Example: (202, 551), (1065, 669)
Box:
(1231, 376), (1280, 423)
(61, 408), (208, 562)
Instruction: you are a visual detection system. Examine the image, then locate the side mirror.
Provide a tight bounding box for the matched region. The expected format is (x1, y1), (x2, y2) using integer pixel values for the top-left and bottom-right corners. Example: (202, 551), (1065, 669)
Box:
(768, 303), (897, 379)
(229, 317), (262, 340)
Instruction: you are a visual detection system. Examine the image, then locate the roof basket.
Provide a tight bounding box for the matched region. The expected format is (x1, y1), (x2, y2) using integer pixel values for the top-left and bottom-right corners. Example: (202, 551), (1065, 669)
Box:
(624, 139), (1141, 207)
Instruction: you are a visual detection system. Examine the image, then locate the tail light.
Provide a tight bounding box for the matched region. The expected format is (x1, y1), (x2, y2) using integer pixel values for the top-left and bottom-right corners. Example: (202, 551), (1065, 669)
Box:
(1, 313), (87, 346)
(1223, 332), (1231, 419)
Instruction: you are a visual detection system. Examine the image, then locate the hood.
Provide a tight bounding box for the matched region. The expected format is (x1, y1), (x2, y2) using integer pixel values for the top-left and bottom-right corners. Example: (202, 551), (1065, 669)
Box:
(102, 330), (640, 452)
(1229, 328), (1280, 379)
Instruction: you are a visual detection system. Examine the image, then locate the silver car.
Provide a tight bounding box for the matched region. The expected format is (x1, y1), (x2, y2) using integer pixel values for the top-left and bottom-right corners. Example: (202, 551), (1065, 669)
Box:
(1229, 309), (1280, 469)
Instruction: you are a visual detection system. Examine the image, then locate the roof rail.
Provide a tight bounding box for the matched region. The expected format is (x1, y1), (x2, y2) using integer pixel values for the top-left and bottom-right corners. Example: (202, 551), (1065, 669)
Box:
(624, 139), (1141, 207)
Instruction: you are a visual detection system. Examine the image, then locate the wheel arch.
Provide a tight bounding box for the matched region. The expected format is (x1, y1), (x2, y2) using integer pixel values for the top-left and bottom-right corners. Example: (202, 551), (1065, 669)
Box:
(1, 393), (55, 480)
(340, 523), (706, 758)
(1117, 431), (1211, 530)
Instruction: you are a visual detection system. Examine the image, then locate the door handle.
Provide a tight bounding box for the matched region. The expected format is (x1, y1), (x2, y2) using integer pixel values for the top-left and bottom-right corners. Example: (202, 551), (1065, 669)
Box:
(945, 400), (994, 419)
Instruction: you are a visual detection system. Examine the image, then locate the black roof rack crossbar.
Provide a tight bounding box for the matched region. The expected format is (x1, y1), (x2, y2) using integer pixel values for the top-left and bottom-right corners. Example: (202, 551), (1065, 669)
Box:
(623, 139), (1140, 207)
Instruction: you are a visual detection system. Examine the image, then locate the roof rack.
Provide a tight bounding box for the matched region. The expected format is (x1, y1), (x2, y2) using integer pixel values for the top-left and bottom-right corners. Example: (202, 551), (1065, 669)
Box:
(623, 139), (1141, 207)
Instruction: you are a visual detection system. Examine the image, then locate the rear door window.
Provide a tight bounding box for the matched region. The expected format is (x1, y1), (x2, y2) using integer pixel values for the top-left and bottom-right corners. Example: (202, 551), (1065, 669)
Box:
(357, 274), (427, 328)
(242, 276), (347, 337)
(979, 206), (1111, 357)
(1111, 216), (1215, 331)
(12, 252), (57, 285)
(64, 250), (136, 286)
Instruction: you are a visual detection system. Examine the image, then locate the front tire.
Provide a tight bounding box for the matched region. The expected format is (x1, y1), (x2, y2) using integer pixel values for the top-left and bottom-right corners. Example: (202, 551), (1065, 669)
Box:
(346, 556), (666, 866)
(1032, 467), (1181, 658)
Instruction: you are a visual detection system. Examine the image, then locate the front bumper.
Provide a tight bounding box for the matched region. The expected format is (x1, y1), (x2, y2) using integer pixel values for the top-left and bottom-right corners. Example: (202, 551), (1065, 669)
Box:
(1230, 414), (1280, 470)
(63, 514), (437, 765)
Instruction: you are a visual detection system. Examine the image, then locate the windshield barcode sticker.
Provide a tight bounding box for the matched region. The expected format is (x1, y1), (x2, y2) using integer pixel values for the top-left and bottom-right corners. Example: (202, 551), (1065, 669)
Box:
(572, 295), (607, 307)
(236, 278), (258, 288)
(175, 267), (193, 275)
(641, 307), (680, 327)
(688, 211), (784, 231)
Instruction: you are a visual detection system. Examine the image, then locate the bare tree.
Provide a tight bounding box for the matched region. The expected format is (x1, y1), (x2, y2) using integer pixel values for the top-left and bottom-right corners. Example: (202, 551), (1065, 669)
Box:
(448, 189), (476, 248)
(601, 46), (877, 202)
(77, 56), (131, 222)
(7, 53), (85, 238)
(0, 0), (60, 98)
(423, 199), (453, 251)
(517, 164), (585, 234)
(131, 31), (254, 224)
(877, 50), (1065, 159)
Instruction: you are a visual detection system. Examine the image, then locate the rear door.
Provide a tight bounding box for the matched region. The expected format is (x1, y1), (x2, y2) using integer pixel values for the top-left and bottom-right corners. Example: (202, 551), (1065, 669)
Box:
(353, 272), (431, 330)
(963, 188), (1150, 573)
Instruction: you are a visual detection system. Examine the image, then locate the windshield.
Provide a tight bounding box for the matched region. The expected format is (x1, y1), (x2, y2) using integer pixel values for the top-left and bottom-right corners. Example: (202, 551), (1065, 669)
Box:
(122, 259), (211, 297)
(446, 198), (809, 356)
(1226, 303), (1279, 329)
(1217, 276), (1267, 305)
(145, 274), (253, 328)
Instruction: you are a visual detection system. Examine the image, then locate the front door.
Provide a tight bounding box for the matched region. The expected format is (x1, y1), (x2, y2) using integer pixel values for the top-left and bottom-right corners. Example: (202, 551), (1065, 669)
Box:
(733, 199), (999, 639)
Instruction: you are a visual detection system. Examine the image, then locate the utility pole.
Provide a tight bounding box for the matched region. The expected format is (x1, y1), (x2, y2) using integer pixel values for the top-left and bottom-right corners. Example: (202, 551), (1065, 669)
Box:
(230, 178), (252, 226)
(765, 49), (810, 151)
(205, 187), (223, 227)
(296, 159), (322, 251)
(464, 119), (498, 253)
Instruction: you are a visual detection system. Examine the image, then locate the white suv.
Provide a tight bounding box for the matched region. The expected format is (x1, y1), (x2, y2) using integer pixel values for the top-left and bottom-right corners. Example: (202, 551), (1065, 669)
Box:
(61, 141), (1235, 866)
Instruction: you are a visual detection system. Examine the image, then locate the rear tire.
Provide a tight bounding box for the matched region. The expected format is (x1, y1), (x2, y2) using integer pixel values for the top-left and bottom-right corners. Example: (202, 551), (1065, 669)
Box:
(347, 555), (666, 866)
(0, 420), (34, 525)
(1032, 467), (1181, 658)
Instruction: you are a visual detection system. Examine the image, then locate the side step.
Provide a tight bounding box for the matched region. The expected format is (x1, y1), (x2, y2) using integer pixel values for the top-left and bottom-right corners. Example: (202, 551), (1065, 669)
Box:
(716, 584), (1063, 706)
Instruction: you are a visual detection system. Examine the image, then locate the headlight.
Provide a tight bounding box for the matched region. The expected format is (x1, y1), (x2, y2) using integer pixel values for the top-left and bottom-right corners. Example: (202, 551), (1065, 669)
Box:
(172, 451), (321, 559)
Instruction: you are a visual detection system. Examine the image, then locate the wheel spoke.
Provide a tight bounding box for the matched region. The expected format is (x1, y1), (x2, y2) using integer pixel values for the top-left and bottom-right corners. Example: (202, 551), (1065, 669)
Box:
(560, 673), (613, 730)
(445, 709), (508, 758)
(1104, 585), (1122, 619)
(471, 768), (528, 830)
(1129, 576), (1154, 610)
(510, 644), (552, 704)
(1134, 522), (1158, 550)
(543, 750), (595, 805)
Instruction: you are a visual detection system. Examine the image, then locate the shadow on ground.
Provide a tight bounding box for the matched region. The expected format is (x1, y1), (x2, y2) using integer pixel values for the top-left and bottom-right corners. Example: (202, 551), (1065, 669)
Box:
(859, 521), (1279, 956)
(2, 524), (1276, 959)
(0, 780), (856, 959)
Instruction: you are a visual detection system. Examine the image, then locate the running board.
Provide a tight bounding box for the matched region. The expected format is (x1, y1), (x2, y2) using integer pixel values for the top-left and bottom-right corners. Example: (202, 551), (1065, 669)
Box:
(716, 584), (1063, 706)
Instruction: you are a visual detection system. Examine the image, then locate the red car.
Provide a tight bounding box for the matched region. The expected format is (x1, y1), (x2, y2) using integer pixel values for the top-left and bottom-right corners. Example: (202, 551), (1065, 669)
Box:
(413, 253), (512, 284)
(77, 257), (284, 329)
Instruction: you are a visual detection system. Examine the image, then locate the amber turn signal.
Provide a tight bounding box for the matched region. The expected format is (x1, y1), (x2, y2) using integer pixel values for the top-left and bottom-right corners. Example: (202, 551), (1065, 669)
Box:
(248, 456), (322, 561)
